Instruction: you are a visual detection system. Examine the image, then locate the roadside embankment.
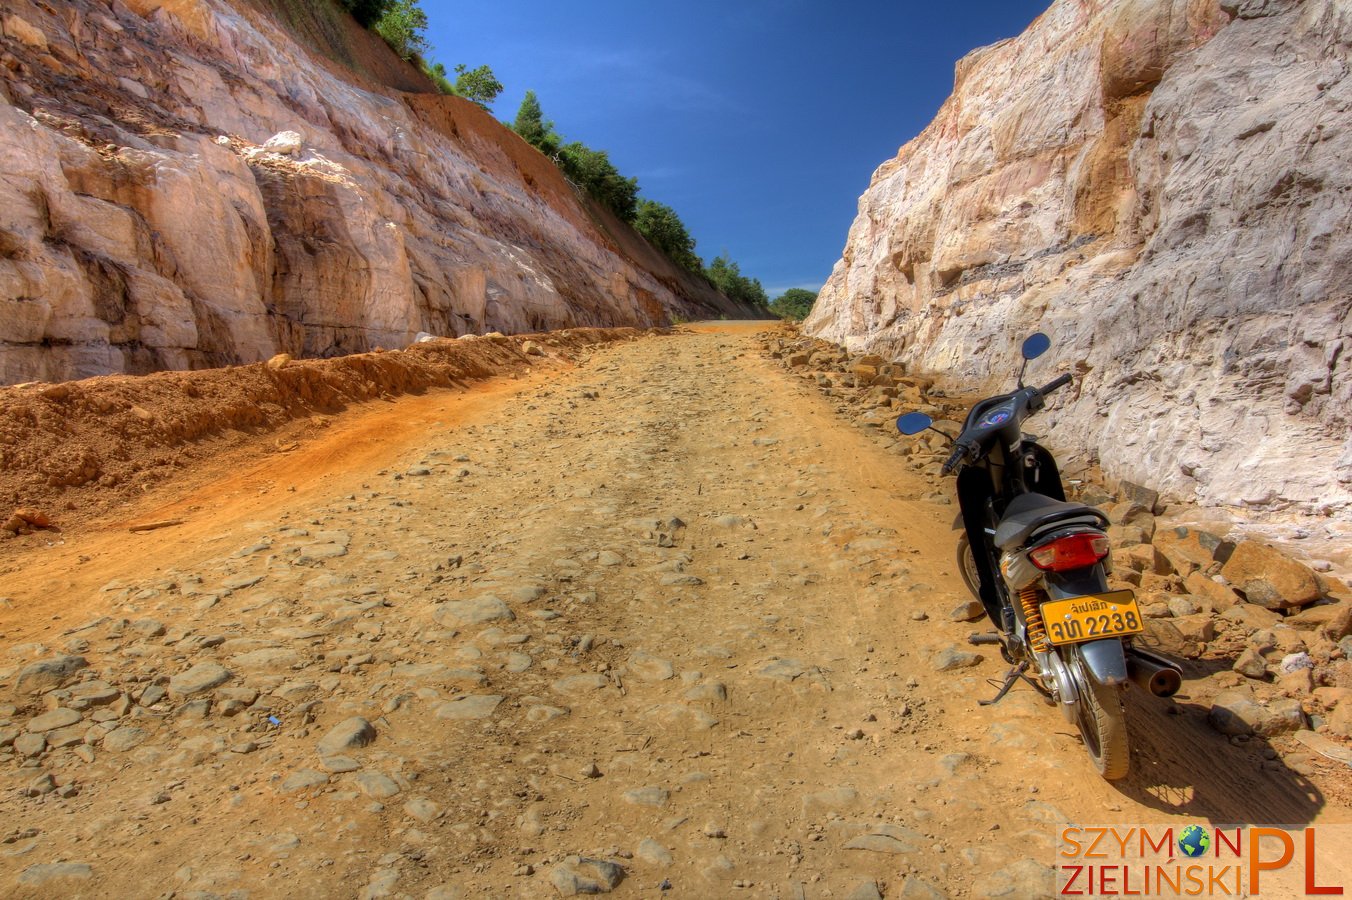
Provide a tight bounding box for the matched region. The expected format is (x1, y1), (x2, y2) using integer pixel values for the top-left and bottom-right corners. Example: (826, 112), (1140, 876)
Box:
(0, 328), (652, 531)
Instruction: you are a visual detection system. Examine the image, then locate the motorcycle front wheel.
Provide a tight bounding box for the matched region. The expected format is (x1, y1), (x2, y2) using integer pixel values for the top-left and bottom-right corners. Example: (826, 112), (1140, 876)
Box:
(955, 533), (982, 603)
(1069, 652), (1131, 780)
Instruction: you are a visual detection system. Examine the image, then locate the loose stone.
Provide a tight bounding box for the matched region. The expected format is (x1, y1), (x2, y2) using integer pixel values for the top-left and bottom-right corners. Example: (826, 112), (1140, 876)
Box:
(550, 856), (626, 896)
(404, 797), (442, 823)
(169, 662), (231, 697)
(27, 708), (82, 733)
(622, 786), (669, 807)
(355, 771), (401, 799)
(317, 717), (377, 757)
(931, 647), (982, 671)
(280, 769), (330, 793)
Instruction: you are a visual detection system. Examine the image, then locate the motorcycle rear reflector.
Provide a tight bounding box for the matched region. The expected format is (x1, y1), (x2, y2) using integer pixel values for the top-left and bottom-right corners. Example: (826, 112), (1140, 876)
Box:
(1029, 532), (1111, 571)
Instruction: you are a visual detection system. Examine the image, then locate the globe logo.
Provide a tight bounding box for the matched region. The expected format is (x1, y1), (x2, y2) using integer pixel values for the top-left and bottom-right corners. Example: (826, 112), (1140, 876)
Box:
(1178, 825), (1211, 858)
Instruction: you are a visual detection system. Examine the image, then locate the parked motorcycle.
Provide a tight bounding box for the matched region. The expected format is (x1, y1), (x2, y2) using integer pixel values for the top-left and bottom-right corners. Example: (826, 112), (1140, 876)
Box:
(896, 333), (1181, 780)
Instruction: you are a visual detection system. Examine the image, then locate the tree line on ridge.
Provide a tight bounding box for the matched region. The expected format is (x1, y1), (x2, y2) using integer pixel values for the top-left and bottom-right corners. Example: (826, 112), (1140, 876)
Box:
(337, 0), (794, 315)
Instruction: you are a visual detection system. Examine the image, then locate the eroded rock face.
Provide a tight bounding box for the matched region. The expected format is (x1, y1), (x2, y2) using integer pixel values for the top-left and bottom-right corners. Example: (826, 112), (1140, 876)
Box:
(807, 0), (1352, 517)
(0, 0), (752, 384)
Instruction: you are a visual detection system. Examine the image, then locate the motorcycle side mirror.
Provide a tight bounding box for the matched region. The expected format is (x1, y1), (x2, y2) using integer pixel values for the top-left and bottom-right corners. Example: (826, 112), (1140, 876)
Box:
(1017, 332), (1052, 387)
(896, 412), (933, 435)
(1021, 332), (1051, 361)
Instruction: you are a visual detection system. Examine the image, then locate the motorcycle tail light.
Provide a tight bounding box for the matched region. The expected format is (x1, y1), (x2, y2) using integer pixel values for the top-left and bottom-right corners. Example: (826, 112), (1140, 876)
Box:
(1029, 532), (1111, 571)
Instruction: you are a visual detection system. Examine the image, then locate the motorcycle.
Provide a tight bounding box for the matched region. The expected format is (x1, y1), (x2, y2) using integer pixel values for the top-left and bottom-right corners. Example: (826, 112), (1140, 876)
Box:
(896, 333), (1181, 780)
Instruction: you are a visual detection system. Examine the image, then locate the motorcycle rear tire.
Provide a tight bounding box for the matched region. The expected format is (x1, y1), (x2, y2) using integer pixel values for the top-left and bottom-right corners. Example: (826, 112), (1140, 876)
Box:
(1071, 654), (1131, 781)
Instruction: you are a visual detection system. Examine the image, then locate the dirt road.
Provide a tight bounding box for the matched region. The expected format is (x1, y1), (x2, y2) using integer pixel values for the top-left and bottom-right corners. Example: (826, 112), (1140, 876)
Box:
(1, 324), (1347, 898)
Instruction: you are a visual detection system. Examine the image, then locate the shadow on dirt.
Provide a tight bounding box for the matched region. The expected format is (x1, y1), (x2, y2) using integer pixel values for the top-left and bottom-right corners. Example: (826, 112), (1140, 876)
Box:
(1115, 687), (1324, 825)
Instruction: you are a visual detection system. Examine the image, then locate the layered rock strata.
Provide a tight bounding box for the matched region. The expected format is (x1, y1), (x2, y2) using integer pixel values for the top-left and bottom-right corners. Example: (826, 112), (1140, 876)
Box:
(0, 0), (752, 384)
(807, 0), (1352, 518)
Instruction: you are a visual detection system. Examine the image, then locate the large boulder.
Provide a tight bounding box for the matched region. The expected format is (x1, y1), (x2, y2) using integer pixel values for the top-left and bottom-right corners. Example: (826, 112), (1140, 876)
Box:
(1119, 543), (1172, 576)
(1143, 618), (1203, 659)
(1328, 704), (1352, 739)
(1169, 614), (1216, 645)
(1286, 601), (1351, 634)
(1221, 541), (1323, 610)
(1222, 603), (1283, 634)
(1154, 528), (1233, 578)
(1182, 572), (1239, 611)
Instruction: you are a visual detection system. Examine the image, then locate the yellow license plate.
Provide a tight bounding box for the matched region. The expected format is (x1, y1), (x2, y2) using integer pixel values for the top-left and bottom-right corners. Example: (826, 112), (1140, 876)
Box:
(1041, 590), (1144, 646)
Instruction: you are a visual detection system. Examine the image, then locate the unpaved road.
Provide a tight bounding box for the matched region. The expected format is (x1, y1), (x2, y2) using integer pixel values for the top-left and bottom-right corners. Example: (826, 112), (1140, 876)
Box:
(0, 324), (1347, 899)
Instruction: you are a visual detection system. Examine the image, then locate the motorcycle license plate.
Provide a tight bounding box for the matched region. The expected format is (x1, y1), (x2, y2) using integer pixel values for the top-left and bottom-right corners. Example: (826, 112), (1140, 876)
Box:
(1041, 590), (1144, 646)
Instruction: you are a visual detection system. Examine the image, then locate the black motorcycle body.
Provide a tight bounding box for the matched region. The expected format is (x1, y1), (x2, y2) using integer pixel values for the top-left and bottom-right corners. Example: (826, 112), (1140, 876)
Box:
(897, 334), (1181, 781)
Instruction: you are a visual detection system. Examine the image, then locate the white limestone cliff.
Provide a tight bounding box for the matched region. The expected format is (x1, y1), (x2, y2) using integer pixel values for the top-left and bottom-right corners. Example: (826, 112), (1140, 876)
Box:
(807, 0), (1352, 518)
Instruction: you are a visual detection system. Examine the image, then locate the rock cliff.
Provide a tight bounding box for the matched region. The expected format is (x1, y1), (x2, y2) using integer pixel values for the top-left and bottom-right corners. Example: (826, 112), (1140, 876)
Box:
(0, 0), (754, 384)
(807, 0), (1352, 519)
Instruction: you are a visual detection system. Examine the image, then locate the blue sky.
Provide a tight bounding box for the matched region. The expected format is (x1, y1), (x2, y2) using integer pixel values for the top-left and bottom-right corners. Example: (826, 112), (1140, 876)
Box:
(425, 1), (1050, 297)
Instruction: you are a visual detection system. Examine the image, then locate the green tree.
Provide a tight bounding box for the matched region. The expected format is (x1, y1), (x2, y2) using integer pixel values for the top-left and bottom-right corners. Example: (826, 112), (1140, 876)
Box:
(454, 64), (503, 111)
(743, 276), (769, 308)
(512, 90), (545, 144)
(373, 0), (429, 60)
(558, 143), (639, 221)
(512, 90), (563, 157)
(706, 254), (769, 308)
(508, 91), (636, 219)
(512, 91), (550, 146)
(635, 199), (702, 272)
(770, 288), (817, 320)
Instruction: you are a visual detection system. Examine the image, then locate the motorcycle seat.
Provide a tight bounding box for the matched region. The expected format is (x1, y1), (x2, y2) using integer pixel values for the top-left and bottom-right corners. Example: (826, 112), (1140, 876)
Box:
(994, 492), (1109, 551)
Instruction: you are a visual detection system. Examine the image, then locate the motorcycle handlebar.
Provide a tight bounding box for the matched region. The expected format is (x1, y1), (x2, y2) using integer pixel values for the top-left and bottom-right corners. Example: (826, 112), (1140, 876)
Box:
(1039, 373), (1073, 396)
(940, 374), (1072, 475)
(941, 443), (971, 476)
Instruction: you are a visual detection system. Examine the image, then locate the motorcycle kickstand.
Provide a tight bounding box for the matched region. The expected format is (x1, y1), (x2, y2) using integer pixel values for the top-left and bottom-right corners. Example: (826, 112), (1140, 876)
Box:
(979, 660), (1036, 707)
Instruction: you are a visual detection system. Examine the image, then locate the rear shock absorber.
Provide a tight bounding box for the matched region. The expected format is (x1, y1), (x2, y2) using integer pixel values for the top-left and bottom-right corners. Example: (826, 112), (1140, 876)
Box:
(1019, 585), (1050, 653)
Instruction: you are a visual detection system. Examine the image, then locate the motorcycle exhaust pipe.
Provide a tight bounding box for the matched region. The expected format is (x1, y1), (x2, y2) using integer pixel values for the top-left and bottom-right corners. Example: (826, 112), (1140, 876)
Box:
(1126, 647), (1183, 698)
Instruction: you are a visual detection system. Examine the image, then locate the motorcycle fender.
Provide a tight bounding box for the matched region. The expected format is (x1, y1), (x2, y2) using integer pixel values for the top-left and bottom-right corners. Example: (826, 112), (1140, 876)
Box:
(1044, 565), (1128, 685)
(1042, 566), (1108, 601)
(1075, 639), (1129, 687)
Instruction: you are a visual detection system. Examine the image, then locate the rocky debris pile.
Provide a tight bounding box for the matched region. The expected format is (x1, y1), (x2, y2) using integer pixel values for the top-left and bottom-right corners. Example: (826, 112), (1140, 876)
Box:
(0, 327), (649, 531)
(765, 329), (933, 437)
(761, 326), (1352, 762)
